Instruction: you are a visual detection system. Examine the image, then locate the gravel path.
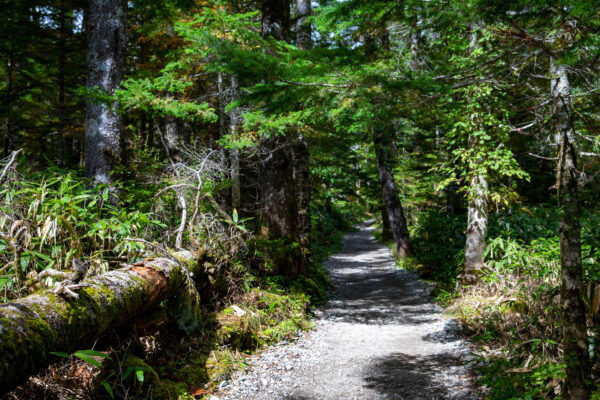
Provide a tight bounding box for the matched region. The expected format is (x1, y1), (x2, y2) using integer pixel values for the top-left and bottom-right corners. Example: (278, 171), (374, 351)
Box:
(216, 221), (482, 400)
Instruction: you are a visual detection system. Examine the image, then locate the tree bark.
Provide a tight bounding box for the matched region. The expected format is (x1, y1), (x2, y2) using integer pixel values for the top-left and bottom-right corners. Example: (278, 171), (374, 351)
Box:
(461, 26), (489, 286)
(258, 135), (305, 276)
(147, 118), (155, 151)
(182, 121), (191, 147)
(0, 255), (202, 394)
(229, 76), (241, 211)
(374, 131), (412, 258)
(164, 115), (180, 163)
(139, 112), (147, 149)
(446, 183), (460, 215)
(463, 160), (488, 285)
(56, 7), (66, 167)
(293, 0), (312, 260)
(295, 0), (311, 50)
(3, 54), (13, 157)
(409, 20), (421, 72)
(262, 0), (290, 43)
(217, 72), (226, 144)
(85, 0), (127, 185)
(551, 60), (590, 400)
(381, 204), (393, 241)
(258, 0), (305, 277)
(292, 132), (311, 259)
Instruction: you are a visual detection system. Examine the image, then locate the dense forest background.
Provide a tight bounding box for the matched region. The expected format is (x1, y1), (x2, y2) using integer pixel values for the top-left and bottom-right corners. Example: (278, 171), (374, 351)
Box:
(0, 0), (600, 399)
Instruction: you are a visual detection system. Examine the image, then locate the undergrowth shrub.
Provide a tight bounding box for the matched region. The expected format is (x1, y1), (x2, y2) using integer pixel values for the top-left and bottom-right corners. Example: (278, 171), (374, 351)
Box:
(0, 168), (163, 299)
(438, 205), (600, 399)
(409, 208), (465, 284)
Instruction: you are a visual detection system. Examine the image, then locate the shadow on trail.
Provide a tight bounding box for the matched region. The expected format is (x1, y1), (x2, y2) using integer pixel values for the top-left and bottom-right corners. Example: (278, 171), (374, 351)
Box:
(323, 226), (439, 325)
(364, 352), (464, 400)
(421, 327), (462, 345)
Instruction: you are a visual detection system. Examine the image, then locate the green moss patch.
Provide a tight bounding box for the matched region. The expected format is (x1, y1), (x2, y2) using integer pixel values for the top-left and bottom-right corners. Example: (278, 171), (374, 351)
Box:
(215, 289), (311, 350)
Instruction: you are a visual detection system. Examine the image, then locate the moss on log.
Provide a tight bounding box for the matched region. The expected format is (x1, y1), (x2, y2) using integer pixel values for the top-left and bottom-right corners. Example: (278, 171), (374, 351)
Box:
(0, 256), (201, 394)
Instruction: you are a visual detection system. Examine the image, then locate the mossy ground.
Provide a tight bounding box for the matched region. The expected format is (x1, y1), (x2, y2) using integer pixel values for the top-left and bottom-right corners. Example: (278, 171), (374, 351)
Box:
(101, 283), (315, 399)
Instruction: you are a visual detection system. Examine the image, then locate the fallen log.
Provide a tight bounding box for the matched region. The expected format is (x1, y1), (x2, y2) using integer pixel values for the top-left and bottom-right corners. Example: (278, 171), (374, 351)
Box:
(0, 255), (202, 394)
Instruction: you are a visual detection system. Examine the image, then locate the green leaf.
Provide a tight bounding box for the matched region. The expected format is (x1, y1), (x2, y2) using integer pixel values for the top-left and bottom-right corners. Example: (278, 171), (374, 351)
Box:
(135, 369), (145, 383)
(100, 381), (114, 399)
(73, 350), (109, 367)
(49, 351), (70, 358)
(76, 349), (111, 359)
(0, 278), (11, 291)
(122, 366), (134, 381)
(26, 250), (54, 263)
(74, 353), (102, 367)
(122, 366), (146, 382)
(20, 253), (30, 270)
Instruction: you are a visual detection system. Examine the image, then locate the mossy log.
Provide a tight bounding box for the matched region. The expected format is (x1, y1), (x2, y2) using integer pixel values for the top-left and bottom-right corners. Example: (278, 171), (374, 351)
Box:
(0, 256), (201, 394)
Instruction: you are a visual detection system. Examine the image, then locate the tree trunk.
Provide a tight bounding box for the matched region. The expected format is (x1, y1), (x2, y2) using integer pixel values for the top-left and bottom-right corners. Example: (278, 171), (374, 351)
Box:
(147, 118), (155, 151)
(258, 134), (305, 277)
(258, 0), (305, 277)
(381, 204), (392, 241)
(0, 254), (202, 394)
(446, 183), (460, 215)
(262, 0), (290, 43)
(295, 0), (311, 50)
(374, 131), (412, 258)
(292, 131), (311, 259)
(461, 26), (488, 286)
(409, 20), (421, 72)
(182, 121), (191, 147)
(551, 60), (589, 400)
(293, 0), (312, 260)
(3, 55), (13, 157)
(85, 0), (127, 186)
(217, 72), (226, 144)
(231, 150), (241, 210)
(139, 112), (147, 149)
(463, 162), (488, 285)
(164, 115), (180, 163)
(57, 7), (66, 167)
(229, 76), (241, 211)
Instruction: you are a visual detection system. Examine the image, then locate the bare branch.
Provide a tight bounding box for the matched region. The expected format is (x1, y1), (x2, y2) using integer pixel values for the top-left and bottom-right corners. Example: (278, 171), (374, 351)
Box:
(277, 78), (350, 89)
(528, 152), (557, 161)
(0, 149), (22, 188)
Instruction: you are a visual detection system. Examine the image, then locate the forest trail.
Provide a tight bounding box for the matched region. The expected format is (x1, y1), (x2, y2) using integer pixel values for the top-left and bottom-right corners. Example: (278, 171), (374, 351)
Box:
(217, 221), (482, 400)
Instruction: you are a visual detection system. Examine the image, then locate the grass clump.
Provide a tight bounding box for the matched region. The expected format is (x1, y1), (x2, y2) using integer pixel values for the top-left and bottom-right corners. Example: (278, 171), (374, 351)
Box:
(205, 349), (248, 382)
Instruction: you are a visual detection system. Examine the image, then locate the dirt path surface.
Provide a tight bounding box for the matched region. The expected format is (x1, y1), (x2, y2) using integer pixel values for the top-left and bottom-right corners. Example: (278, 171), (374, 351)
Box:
(216, 221), (482, 400)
